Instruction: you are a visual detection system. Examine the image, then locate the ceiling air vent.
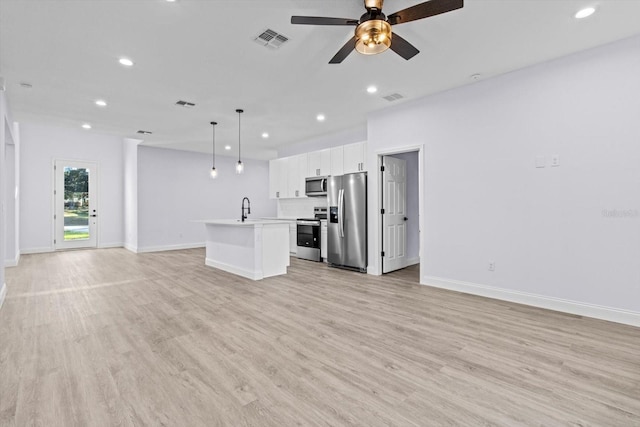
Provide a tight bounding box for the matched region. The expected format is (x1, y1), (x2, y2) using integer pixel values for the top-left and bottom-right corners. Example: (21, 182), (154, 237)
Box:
(137, 130), (153, 135)
(254, 28), (290, 49)
(175, 100), (196, 108)
(383, 93), (404, 102)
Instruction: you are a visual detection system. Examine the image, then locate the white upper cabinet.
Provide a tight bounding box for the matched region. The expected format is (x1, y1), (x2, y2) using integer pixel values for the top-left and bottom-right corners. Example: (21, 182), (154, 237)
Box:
(330, 146), (344, 176)
(269, 142), (367, 199)
(307, 148), (331, 177)
(343, 141), (367, 173)
(287, 154), (308, 198)
(269, 157), (288, 199)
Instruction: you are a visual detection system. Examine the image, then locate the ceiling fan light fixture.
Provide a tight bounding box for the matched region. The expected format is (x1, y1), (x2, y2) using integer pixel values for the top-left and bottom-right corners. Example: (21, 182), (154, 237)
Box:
(355, 20), (391, 55)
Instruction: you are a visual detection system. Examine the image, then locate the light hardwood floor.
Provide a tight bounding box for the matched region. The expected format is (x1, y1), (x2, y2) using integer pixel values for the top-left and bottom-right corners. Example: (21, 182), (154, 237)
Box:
(1, 248), (639, 426)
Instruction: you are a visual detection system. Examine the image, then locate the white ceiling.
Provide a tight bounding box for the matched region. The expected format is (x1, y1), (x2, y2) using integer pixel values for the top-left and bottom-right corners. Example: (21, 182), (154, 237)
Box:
(2, 0), (640, 160)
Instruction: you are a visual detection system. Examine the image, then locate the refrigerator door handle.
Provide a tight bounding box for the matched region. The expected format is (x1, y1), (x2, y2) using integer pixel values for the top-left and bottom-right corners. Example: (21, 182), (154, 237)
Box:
(338, 188), (345, 238)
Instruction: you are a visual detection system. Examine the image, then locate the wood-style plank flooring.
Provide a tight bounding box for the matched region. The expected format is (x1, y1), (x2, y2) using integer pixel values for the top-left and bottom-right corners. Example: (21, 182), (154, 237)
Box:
(1, 248), (639, 426)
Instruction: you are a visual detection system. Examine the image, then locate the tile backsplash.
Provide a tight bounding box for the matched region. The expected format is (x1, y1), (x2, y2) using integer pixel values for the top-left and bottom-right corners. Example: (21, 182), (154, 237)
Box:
(278, 197), (328, 219)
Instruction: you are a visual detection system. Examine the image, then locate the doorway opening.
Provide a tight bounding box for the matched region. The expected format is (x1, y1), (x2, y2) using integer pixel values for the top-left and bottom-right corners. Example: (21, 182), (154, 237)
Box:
(379, 149), (421, 281)
(54, 160), (98, 250)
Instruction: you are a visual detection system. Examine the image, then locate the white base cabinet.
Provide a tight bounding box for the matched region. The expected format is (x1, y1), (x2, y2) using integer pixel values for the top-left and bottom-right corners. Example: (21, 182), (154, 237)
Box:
(289, 222), (297, 255)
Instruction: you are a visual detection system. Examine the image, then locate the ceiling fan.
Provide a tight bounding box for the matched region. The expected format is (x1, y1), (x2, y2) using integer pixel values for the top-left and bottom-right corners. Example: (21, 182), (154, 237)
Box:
(291, 0), (463, 64)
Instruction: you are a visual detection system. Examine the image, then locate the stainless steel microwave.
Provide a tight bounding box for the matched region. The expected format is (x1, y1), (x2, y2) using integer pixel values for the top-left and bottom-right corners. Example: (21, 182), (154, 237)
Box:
(305, 176), (328, 197)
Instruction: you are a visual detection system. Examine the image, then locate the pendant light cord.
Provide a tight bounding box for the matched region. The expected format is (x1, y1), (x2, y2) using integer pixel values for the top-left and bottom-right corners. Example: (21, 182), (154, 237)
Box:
(210, 121), (217, 167)
(237, 109), (242, 162)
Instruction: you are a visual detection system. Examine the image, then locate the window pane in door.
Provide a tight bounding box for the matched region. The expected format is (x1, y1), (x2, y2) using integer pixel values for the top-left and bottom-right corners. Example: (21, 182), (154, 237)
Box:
(63, 167), (90, 241)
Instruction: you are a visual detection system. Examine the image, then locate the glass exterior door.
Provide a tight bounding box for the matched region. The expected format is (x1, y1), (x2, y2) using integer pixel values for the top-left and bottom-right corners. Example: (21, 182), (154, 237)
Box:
(55, 160), (97, 249)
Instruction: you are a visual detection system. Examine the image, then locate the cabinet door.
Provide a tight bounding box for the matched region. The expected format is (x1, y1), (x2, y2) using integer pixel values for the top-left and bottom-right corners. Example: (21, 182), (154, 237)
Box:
(289, 223), (297, 255)
(287, 154), (307, 198)
(269, 158), (288, 199)
(307, 150), (321, 177)
(330, 146), (344, 176)
(343, 142), (366, 174)
(318, 149), (331, 176)
(308, 149), (331, 177)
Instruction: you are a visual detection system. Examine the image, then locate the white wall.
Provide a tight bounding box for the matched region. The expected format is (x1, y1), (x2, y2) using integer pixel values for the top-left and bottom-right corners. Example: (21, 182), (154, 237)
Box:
(4, 123), (19, 266)
(123, 139), (140, 252)
(277, 125), (367, 158)
(136, 146), (276, 252)
(367, 35), (640, 325)
(389, 151), (419, 264)
(20, 122), (124, 252)
(0, 90), (8, 308)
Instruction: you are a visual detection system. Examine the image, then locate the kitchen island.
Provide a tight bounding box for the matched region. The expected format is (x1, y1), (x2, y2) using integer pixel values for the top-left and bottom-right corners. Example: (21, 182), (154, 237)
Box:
(201, 219), (290, 281)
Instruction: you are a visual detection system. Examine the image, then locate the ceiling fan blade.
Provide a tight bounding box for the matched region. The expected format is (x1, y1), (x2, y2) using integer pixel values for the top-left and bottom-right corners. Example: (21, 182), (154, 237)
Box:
(329, 36), (357, 64)
(291, 16), (358, 26)
(387, 0), (463, 25)
(390, 33), (420, 60)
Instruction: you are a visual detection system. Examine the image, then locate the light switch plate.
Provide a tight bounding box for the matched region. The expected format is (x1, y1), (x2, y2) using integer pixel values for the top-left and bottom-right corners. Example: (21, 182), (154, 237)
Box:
(551, 155), (560, 167)
(535, 156), (546, 168)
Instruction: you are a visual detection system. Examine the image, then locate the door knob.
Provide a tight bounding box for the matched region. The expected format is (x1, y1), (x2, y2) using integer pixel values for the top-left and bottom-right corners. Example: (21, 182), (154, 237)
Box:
(90, 214), (98, 217)
(404, 217), (408, 221)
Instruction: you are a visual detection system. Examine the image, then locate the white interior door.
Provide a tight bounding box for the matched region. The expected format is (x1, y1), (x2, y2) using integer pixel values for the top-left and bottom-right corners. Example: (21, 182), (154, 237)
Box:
(55, 160), (98, 249)
(382, 156), (407, 273)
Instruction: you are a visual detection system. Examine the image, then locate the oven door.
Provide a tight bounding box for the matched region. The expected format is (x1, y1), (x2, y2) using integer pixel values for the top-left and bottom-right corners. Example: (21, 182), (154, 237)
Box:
(297, 221), (320, 249)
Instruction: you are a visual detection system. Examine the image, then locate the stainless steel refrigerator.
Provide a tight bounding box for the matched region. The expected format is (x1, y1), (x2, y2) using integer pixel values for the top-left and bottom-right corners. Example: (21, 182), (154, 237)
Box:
(327, 172), (367, 272)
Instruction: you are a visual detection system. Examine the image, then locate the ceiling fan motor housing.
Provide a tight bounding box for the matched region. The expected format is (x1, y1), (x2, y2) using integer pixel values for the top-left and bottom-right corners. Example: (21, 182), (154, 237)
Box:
(355, 11), (391, 55)
(364, 0), (384, 10)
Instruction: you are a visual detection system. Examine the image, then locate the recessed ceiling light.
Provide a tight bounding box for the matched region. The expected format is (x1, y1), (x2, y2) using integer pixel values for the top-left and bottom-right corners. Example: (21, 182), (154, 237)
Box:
(95, 99), (107, 107)
(367, 85), (378, 94)
(166, 0), (176, 2)
(82, 123), (92, 130)
(224, 145), (231, 150)
(575, 7), (595, 19)
(316, 114), (326, 122)
(262, 132), (269, 139)
(119, 57), (134, 67)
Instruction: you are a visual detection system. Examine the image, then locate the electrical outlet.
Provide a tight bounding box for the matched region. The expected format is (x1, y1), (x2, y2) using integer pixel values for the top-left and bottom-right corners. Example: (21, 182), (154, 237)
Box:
(551, 155), (560, 167)
(488, 262), (495, 272)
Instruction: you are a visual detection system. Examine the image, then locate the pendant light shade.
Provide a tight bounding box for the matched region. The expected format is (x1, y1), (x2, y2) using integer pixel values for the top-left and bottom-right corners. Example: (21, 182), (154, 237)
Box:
(236, 109), (244, 174)
(210, 121), (218, 179)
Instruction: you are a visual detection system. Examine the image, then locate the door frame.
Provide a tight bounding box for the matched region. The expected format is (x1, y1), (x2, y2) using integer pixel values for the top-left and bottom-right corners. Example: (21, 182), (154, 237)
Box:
(53, 158), (99, 250)
(375, 144), (424, 279)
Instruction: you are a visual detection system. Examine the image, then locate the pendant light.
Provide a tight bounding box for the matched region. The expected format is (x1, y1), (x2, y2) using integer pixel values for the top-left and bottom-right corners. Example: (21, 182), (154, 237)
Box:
(210, 121), (218, 179)
(235, 109), (244, 174)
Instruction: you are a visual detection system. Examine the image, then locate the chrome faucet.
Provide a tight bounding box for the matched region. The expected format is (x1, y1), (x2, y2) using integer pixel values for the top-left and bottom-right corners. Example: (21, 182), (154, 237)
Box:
(241, 197), (251, 222)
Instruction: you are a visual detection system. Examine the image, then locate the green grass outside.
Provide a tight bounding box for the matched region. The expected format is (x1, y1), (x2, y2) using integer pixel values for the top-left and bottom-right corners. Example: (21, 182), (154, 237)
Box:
(64, 229), (90, 240)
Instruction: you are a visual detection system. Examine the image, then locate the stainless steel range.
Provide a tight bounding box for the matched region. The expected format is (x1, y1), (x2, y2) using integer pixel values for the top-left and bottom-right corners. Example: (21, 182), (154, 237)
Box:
(296, 207), (327, 262)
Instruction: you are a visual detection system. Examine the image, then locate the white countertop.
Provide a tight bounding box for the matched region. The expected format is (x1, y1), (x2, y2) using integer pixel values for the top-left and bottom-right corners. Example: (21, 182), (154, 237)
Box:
(200, 219), (290, 226)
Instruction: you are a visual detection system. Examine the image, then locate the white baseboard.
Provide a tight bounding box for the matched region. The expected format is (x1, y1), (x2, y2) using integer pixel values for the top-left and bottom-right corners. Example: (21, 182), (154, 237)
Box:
(21, 247), (53, 255)
(99, 242), (124, 249)
(124, 244), (138, 253)
(423, 275), (640, 327)
(205, 258), (260, 281)
(0, 282), (6, 311)
(5, 252), (20, 267)
(136, 242), (205, 254)
(407, 257), (420, 266)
